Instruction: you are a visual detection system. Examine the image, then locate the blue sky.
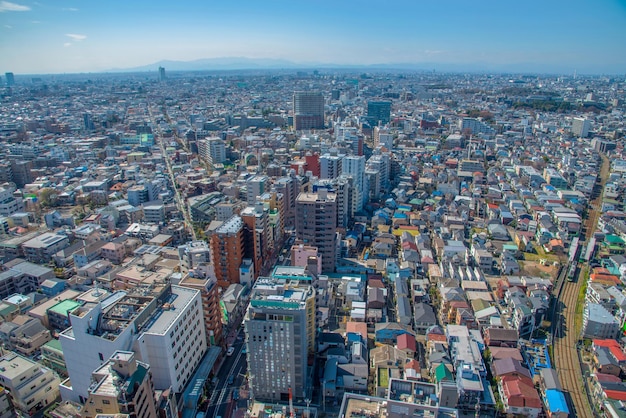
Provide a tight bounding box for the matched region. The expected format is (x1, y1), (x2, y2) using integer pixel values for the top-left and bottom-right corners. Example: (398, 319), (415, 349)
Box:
(1, 0), (625, 74)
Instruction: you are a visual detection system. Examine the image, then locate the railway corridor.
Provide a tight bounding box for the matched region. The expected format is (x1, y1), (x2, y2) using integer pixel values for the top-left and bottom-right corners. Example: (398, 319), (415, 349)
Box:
(552, 154), (610, 418)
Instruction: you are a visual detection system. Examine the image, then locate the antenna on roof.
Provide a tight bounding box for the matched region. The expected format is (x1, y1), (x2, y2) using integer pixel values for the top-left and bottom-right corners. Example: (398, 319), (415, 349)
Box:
(93, 280), (102, 298)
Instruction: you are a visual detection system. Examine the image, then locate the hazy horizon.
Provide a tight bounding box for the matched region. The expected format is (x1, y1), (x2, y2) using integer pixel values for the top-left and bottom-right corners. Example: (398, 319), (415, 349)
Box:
(1, 0), (626, 75)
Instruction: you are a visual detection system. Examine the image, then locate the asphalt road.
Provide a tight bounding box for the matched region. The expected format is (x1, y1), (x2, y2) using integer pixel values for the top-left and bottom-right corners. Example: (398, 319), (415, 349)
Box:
(206, 329), (247, 418)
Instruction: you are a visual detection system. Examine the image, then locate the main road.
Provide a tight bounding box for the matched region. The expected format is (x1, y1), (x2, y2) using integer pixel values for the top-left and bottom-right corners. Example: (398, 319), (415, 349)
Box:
(147, 103), (197, 241)
(552, 154), (609, 418)
(206, 328), (247, 418)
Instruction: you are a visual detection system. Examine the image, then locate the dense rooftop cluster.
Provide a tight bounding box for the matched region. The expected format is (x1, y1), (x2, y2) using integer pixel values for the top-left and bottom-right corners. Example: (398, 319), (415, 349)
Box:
(0, 69), (625, 418)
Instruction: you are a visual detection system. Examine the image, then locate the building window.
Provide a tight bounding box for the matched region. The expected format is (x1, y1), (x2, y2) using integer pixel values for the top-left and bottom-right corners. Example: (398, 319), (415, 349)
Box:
(98, 353), (104, 361)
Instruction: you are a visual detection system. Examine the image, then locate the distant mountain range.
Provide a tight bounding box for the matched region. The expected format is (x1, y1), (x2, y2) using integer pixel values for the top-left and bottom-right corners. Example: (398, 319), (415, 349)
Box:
(104, 57), (610, 75)
(108, 57), (449, 73)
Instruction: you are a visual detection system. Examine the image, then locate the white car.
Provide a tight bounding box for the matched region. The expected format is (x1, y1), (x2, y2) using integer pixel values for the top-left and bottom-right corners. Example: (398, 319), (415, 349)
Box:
(226, 346), (235, 356)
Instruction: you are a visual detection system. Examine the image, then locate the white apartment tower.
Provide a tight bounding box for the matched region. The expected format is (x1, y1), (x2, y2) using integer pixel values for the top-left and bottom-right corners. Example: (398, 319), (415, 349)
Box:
(320, 154), (343, 180)
(342, 155), (368, 213)
(59, 284), (206, 402)
(572, 117), (591, 138)
(198, 137), (226, 168)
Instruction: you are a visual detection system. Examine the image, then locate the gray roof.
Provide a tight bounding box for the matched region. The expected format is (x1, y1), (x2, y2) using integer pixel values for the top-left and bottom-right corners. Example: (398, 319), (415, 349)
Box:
(413, 302), (437, 324)
(539, 368), (562, 390)
(492, 357), (531, 378)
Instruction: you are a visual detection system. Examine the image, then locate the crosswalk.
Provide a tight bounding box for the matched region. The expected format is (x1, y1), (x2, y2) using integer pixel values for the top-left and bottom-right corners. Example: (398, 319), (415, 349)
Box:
(209, 387), (240, 407)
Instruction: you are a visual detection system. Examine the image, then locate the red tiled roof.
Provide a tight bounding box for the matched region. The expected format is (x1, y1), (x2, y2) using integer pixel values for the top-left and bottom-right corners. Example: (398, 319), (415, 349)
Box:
(502, 375), (542, 409)
(596, 373), (623, 383)
(397, 333), (417, 352)
(427, 333), (447, 343)
(593, 339), (626, 362)
(345, 322), (368, 342)
(604, 390), (626, 401)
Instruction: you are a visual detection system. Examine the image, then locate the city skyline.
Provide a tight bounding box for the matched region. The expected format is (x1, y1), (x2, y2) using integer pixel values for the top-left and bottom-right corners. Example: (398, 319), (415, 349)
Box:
(0, 0), (625, 75)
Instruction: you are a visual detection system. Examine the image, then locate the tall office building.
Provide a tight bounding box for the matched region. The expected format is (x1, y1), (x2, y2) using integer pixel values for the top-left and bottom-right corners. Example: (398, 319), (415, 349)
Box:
(572, 117), (591, 138)
(158, 66), (166, 82)
(4, 72), (14, 86)
(367, 101), (392, 126)
(83, 112), (95, 131)
(210, 215), (245, 289)
(293, 91), (324, 130)
(244, 277), (315, 402)
(296, 189), (337, 273)
(81, 351), (159, 418)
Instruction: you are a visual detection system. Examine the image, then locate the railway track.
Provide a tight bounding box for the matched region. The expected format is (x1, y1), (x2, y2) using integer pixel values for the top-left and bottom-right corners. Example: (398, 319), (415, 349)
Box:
(552, 154), (609, 418)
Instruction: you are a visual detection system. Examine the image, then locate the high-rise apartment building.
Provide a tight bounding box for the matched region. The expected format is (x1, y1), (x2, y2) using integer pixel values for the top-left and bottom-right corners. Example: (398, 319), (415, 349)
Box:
(176, 241), (223, 346)
(373, 126), (394, 149)
(210, 215), (244, 289)
(198, 137), (226, 168)
(367, 101), (392, 126)
(342, 155), (368, 213)
(158, 66), (166, 82)
(59, 284), (206, 402)
(296, 189), (337, 273)
(81, 351), (159, 418)
(241, 203), (269, 279)
(259, 191), (285, 251)
(572, 117), (591, 138)
(459, 117), (495, 136)
(246, 175), (269, 204)
(272, 175), (298, 229)
(320, 154), (343, 180)
(293, 91), (324, 130)
(244, 277), (315, 402)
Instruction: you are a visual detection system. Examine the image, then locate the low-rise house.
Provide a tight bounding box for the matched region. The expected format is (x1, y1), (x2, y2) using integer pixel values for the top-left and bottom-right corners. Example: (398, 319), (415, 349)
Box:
(483, 327), (519, 348)
(499, 374), (543, 418)
(413, 302), (437, 334)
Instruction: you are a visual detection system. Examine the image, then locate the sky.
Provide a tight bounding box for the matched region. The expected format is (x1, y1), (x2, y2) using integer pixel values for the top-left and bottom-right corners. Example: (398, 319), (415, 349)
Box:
(1, 0), (626, 75)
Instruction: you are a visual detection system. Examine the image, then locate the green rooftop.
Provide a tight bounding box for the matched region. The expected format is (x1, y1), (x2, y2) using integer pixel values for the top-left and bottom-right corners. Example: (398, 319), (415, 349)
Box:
(605, 235), (625, 245)
(43, 338), (63, 351)
(378, 367), (389, 387)
(435, 363), (453, 383)
(47, 300), (82, 316)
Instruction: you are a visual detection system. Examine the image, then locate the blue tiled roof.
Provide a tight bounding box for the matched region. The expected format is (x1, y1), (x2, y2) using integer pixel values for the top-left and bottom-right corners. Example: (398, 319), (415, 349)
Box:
(545, 389), (569, 414)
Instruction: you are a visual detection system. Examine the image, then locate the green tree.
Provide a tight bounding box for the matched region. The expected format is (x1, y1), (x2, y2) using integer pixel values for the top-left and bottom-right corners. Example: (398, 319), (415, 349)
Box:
(39, 188), (59, 207)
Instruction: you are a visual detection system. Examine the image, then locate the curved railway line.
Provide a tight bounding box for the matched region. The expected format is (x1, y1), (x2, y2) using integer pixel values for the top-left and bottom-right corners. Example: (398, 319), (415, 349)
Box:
(552, 154), (609, 418)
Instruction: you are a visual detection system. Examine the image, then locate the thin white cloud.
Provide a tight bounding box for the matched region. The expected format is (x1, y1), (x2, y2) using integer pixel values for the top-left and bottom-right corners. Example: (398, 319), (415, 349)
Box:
(31, 20), (40, 23)
(64, 42), (72, 47)
(65, 33), (86, 41)
(0, 1), (31, 12)
(4, 24), (12, 29)
(62, 7), (78, 12)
